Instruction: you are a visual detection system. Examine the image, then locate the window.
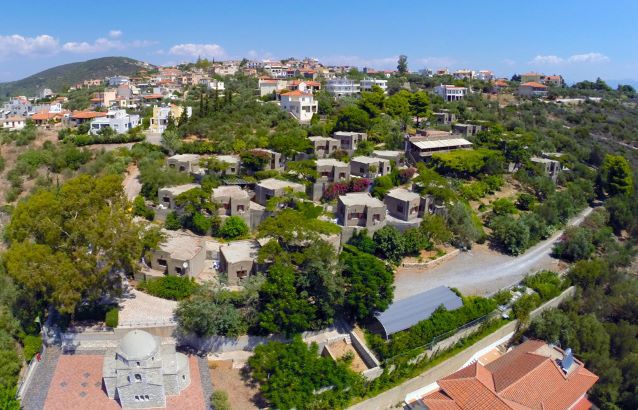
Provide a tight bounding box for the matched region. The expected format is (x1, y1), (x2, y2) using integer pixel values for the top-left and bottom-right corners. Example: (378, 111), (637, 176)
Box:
(157, 259), (167, 267)
(136, 361), (140, 367)
(145, 395), (150, 401)
(175, 267), (183, 275)
(134, 374), (142, 382)
(236, 205), (245, 213)
(237, 270), (247, 279)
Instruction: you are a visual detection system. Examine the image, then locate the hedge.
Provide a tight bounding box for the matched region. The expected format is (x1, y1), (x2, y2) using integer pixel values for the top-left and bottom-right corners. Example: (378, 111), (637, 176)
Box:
(138, 276), (199, 301)
(105, 307), (119, 328)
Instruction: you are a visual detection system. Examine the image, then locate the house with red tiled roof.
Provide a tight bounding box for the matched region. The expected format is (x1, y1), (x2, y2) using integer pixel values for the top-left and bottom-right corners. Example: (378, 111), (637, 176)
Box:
(518, 82), (549, 98)
(408, 340), (598, 410)
(279, 90), (318, 123)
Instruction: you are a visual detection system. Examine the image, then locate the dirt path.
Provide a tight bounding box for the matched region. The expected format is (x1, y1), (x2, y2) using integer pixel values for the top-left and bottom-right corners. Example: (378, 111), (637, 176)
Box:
(122, 163), (141, 201)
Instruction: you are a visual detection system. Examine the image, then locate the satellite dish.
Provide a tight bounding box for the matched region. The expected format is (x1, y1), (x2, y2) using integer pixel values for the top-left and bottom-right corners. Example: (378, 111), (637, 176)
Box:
(182, 262), (189, 268)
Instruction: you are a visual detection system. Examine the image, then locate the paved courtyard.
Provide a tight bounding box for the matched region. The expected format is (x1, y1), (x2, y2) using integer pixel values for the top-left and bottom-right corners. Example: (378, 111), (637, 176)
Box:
(119, 287), (178, 327)
(44, 354), (206, 409)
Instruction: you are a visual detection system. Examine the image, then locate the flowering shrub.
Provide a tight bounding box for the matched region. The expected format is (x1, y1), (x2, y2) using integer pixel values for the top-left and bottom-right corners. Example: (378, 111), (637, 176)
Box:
(350, 178), (371, 192)
(323, 182), (349, 200)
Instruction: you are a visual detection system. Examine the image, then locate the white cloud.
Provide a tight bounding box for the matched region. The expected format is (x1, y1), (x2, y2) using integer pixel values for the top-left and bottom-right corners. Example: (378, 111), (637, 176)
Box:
(530, 55), (564, 65)
(0, 34), (59, 57)
(530, 52), (610, 65)
(568, 52), (609, 63)
(62, 37), (124, 53)
(169, 43), (226, 59)
(0, 32), (155, 59)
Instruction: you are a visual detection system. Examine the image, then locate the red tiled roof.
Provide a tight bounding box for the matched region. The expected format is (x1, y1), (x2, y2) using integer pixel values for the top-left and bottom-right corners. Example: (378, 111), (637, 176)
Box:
(494, 80), (509, 87)
(420, 340), (598, 410)
(281, 90), (312, 97)
(520, 81), (548, 89)
(143, 94), (163, 99)
(71, 111), (107, 120)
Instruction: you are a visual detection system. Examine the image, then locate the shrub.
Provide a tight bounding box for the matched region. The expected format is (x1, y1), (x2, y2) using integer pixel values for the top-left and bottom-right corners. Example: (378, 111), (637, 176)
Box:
(138, 276), (199, 301)
(219, 216), (249, 239)
(512, 293), (541, 323)
(348, 230), (376, 254)
(21, 335), (42, 361)
(350, 177), (371, 192)
(165, 211), (181, 230)
(493, 289), (513, 306)
(398, 167), (416, 184)
(105, 308), (119, 328)
(523, 271), (564, 301)
(323, 182), (349, 200)
(211, 390), (231, 410)
(491, 198), (517, 216)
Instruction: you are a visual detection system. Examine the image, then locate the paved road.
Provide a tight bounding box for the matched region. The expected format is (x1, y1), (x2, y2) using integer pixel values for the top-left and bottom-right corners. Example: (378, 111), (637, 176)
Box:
(122, 164), (141, 201)
(394, 207), (593, 300)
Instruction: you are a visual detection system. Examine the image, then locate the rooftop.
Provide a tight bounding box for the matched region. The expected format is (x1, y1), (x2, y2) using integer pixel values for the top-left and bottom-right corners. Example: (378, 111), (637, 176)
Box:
(417, 340), (599, 410)
(308, 135), (339, 143)
(159, 230), (204, 260)
(168, 153), (200, 162)
(257, 178), (304, 191)
(160, 183), (201, 196)
(386, 187), (420, 202)
(520, 81), (548, 89)
(316, 158), (348, 168)
(410, 137), (473, 151)
(339, 192), (385, 207)
(351, 156), (386, 164)
(220, 240), (260, 264)
(214, 154), (240, 164)
(375, 286), (463, 337)
(212, 185), (249, 199)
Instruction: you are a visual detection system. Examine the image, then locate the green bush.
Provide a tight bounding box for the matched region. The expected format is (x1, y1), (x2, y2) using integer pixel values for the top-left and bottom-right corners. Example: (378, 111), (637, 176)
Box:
(21, 335), (41, 361)
(210, 390), (231, 410)
(138, 276), (199, 301)
(219, 216), (249, 239)
(105, 308), (119, 328)
(523, 271), (565, 301)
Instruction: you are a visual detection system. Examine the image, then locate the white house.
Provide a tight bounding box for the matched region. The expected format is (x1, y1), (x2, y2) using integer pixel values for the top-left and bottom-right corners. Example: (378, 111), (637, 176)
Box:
(326, 78), (360, 98)
(360, 78), (388, 93)
(1, 116), (26, 130)
(279, 90), (318, 123)
(89, 109), (140, 135)
(434, 84), (468, 101)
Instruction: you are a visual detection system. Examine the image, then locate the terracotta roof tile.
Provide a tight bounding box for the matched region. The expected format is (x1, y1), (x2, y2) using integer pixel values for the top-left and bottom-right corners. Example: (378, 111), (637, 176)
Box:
(520, 81), (548, 89)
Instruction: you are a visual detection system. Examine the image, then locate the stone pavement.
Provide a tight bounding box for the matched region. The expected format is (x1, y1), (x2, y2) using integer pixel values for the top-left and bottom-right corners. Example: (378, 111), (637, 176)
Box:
(22, 346), (61, 410)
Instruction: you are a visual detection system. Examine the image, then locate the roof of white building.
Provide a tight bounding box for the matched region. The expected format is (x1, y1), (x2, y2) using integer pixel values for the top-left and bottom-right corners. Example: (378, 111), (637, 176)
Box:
(214, 154), (240, 164)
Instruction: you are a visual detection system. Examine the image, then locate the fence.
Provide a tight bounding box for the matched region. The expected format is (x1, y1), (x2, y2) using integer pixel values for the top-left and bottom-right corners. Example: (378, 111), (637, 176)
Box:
(16, 343), (46, 400)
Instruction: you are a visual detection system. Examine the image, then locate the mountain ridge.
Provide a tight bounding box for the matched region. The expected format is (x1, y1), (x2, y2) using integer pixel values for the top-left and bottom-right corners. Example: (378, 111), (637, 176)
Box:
(0, 56), (154, 99)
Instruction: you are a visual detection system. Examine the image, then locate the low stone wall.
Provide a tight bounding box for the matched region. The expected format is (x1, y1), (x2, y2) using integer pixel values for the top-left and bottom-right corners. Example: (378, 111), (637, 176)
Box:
(401, 249), (460, 269)
(179, 334), (287, 353)
(349, 330), (380, 369)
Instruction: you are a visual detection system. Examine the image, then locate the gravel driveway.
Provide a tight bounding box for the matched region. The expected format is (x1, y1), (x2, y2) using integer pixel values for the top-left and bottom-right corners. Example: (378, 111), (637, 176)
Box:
(394, 207), (593, 299)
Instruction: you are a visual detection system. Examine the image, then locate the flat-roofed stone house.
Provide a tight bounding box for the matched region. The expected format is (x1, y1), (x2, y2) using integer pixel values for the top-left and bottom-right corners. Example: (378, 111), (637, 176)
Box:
(254, 178), (306, 206)
(309, 158), (350, 201)
(308, 136), (340, 159)
(350, 156), (391, 178)
(143, 230), (206, 280)
(219, 240), (261, 285)
(336, 192), (387, 243)
(166, 154), (201, 174)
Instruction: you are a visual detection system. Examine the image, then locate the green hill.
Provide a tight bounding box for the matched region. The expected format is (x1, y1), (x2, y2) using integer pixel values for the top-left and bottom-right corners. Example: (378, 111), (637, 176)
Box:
(0, 56), (153, 99)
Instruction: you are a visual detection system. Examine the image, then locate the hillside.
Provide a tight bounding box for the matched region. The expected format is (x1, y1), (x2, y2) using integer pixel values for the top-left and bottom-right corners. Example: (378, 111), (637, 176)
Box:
(0, 56), (153, 99)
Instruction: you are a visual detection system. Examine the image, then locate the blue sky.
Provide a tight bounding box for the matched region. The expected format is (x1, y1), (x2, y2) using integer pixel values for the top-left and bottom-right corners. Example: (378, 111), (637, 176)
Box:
(1, 0), (637, 84)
